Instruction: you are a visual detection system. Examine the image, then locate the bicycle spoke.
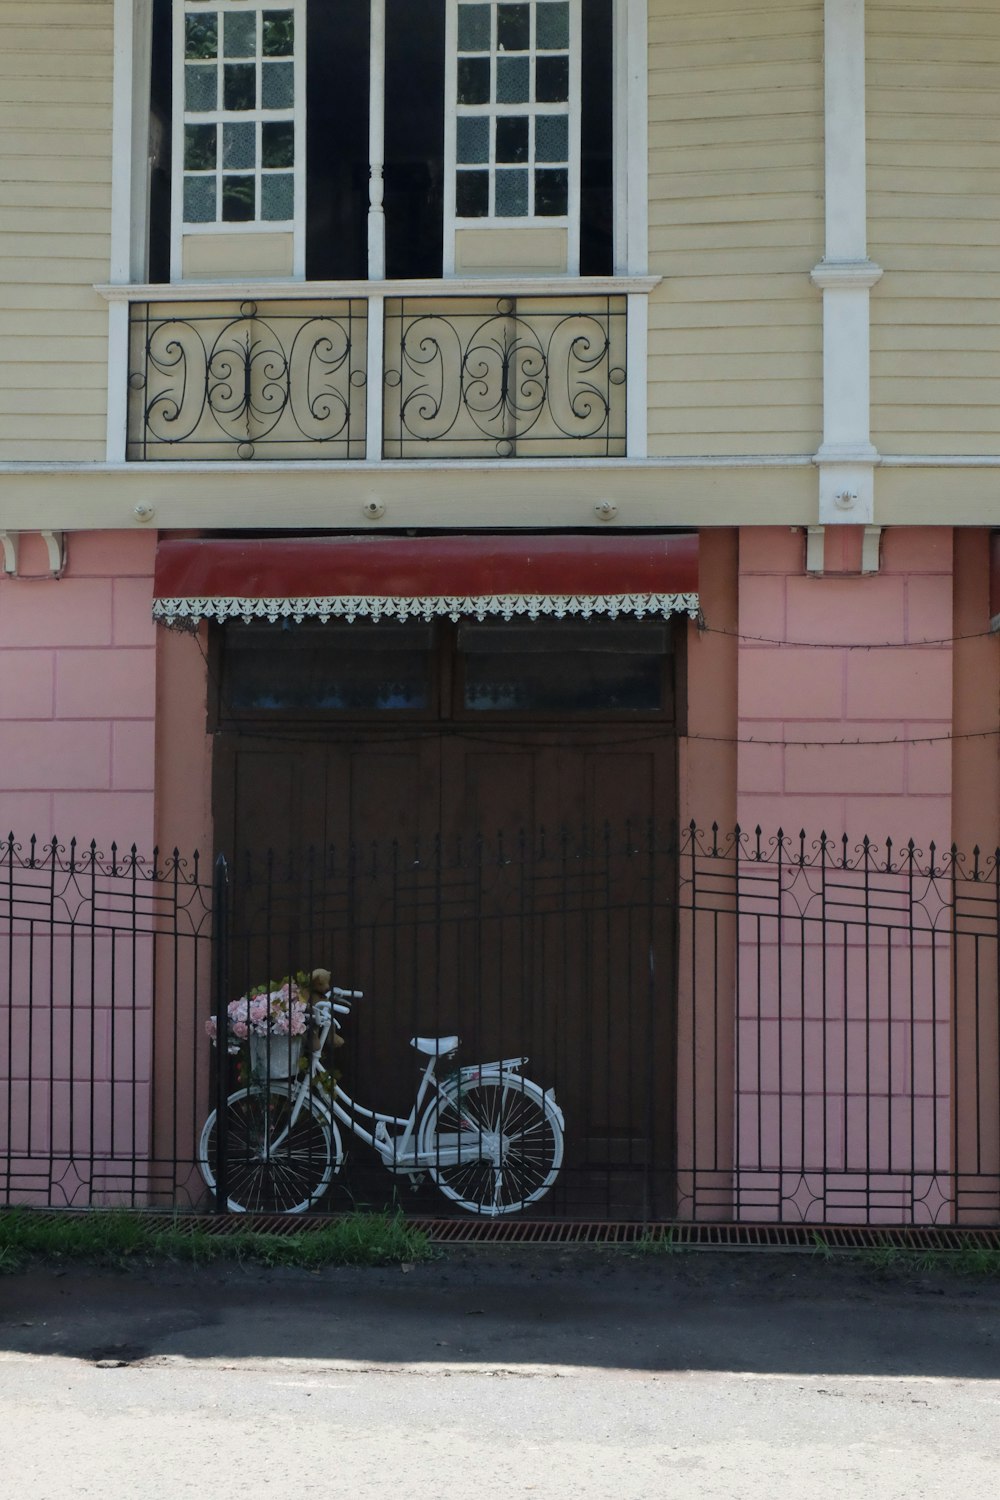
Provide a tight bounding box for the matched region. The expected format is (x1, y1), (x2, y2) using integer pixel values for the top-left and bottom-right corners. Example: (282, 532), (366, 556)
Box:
(420, 1073), (562, 1215)
(200, 1085), (334, 1213)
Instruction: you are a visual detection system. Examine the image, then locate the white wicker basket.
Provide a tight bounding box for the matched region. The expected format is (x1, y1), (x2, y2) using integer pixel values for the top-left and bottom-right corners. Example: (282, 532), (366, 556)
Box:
(249, 1033), (304, 1081)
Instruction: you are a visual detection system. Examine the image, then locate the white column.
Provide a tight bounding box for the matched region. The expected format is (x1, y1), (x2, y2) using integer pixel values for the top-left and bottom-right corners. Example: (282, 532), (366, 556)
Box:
(614, 0), (649, 458)
(107, 0), (143, 463)
(625, 295), (648, 458)
(368, 0), (386, 281)
(613, 0), (648, 277)
(811, 0), (882, 525)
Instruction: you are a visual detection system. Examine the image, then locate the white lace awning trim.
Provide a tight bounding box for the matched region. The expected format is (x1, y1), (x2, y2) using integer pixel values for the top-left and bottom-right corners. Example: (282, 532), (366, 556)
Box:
(153, 591), (702, 626)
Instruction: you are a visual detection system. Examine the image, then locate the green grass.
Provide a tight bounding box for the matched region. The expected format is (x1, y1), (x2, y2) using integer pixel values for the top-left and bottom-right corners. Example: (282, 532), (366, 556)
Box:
(0, 1208), (435, 1274)
(629, 1227), (686, 1255)
(810, 1230), (1000, 1278)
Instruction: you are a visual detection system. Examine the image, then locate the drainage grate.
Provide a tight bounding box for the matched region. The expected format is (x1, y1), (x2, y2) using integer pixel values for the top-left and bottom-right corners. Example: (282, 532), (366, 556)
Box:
(100, 1212), (1000, 1252)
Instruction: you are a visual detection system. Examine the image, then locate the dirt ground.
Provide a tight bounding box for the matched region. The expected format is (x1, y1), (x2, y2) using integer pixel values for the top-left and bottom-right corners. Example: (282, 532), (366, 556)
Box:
(1, 1245), (998, 1377)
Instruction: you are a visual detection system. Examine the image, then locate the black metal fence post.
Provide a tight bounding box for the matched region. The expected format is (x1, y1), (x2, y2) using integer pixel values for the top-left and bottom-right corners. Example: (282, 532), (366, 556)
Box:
(213, 853), (230, 1213)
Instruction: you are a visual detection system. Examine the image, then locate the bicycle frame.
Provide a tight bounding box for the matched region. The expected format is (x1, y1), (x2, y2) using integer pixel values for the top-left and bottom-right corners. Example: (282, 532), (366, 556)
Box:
(274, 1005), (529, 1173)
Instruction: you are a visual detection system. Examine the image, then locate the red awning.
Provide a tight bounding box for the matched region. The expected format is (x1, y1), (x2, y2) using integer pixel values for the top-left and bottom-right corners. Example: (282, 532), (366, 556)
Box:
(152, 534), (700, 626)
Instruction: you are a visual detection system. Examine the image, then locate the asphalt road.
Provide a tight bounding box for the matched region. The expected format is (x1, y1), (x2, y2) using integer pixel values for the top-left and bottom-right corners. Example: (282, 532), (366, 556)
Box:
(1, 1249), (998, 1497)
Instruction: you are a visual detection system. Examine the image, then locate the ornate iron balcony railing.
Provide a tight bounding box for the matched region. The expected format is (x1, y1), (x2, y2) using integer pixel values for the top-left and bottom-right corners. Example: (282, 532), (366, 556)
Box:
(127, 299), (368, 461)
(382, 295), (627, 460)
(125, 291), (628, 462)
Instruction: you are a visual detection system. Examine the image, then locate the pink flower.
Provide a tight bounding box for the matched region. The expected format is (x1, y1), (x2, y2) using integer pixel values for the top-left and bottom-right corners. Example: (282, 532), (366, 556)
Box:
(205, 1018), (217, 1040)
(231, 1019), (249, 1040)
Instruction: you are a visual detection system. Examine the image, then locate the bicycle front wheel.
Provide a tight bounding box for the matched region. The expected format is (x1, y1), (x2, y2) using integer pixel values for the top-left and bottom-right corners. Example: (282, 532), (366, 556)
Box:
(198, 1084), (340, 1214)
(417, 1071), (564, 1216)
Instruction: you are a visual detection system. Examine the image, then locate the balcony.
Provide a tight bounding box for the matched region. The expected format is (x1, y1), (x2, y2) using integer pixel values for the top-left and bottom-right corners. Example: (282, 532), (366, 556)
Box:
(111, 280), (651, 464)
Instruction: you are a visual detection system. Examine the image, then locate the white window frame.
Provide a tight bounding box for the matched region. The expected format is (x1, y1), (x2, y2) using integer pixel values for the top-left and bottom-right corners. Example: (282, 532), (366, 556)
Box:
(107, 0), (650, 460)
(443, 0), (582, 274)
(169, 0), (307, 279)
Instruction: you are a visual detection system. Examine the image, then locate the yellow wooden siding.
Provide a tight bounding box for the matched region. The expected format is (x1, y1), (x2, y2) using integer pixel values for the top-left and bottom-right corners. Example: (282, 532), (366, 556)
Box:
(869, 1), (1000, 454)
(0, 1), (112, 461)
(646, 0), (824, 456)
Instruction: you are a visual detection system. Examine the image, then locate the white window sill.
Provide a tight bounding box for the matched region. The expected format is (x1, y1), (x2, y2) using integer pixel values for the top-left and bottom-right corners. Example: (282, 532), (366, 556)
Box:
(96, 275), (661, 303)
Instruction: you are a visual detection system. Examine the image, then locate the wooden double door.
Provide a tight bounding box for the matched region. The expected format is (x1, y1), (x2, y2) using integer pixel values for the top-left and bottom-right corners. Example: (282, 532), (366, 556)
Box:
(213, 623), (681, 1215)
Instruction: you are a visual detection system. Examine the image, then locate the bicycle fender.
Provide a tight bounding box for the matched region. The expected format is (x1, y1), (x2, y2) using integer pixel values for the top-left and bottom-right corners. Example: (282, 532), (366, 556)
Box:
(445, 1064), (565, 1130)
(460, 1058), (528, 1079)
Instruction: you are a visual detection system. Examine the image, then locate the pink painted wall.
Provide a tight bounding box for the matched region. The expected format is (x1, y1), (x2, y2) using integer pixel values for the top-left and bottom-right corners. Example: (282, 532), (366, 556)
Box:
(733, 526), (956, 1222)
(0, 529), (157, 1203)
(0, 529), (157, 853)
(737, 526), (954, 850)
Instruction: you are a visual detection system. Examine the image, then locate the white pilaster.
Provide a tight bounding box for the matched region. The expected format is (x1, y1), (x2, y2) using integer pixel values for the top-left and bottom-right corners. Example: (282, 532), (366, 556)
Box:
(613, 0), (648, 277)
(107, 0), (141, 462)
(811, 0), (881, 526)
(366, 295), (385, 462)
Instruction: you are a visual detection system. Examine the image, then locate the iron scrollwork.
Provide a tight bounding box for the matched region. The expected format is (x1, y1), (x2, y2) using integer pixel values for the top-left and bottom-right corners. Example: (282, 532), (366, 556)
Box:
(383, 295), (627, 459)
(127, 300), (367, 460)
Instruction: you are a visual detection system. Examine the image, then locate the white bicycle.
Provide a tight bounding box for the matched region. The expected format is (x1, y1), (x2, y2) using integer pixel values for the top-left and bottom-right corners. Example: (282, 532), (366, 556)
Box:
(198, 987), (565, 1216)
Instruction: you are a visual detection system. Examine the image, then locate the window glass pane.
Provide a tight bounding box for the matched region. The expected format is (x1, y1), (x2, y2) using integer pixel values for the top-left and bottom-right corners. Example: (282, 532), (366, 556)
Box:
(262, 120), (295, 167)
(222, 174), (256, 220)
(535, 167), (568, 214)
(457, 116), (489, 164)
(496, 55), (529, 102)
(536, 55), (569, 102)
(456, 170), (489, 217)
(184, 123), (217, 170)
(261, 171), (295, 220)
(183, 174), (217, 222)
(223, 121), (257, 169)
(223, 10), (257, 58)
(185, 63), (218, 112)
(261, 59), (295, 108)
(464, 653), (662, 712)
(495, 167), (528, 215)
(536, 1), (569, 49)
(535, 113), (568, 162)
(224, 62), (257, 110)
(457, 3), (491, 52)
(224, 626), (433, 713)
(497, 3), (530, 51)
(185, 12), (218, 59)
(262, 10), (295, 57)
(460, 623), (669, 654)
(495, 116), (529, 163)
(457, 56), (490, 105)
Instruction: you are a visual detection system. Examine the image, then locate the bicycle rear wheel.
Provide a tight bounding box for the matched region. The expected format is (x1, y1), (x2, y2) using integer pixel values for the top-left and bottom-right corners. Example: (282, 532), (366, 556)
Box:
(417, 1071), (564, 1216)
(198, 1084), (340, 1213)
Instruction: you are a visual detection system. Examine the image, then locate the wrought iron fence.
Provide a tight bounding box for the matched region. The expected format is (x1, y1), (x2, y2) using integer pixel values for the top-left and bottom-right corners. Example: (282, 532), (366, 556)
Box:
(1, 823), (998, 1224)
(382, 295), (627, 459)
(127, 299), (368, 461)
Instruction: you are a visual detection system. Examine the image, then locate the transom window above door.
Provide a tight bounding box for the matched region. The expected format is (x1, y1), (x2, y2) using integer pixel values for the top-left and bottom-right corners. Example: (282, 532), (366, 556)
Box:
(148, 0), (613, 282)
(216, 618), (676, 722)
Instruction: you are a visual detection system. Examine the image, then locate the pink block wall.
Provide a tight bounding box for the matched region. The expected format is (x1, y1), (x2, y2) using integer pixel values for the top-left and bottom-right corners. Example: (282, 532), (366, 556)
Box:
(734, 526), (955, 1222)
(0, 530), (157, 853)
(737, 526), (954, 850)
(0, 530), (157, 1202)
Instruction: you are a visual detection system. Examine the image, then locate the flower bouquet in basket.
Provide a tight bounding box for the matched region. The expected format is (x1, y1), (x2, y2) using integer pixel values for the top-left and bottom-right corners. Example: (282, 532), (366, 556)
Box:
(205, 967), (341, 1082)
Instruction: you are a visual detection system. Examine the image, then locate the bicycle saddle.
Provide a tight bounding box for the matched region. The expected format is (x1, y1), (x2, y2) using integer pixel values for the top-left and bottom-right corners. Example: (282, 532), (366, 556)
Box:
(410, 1035), (459, 1056)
